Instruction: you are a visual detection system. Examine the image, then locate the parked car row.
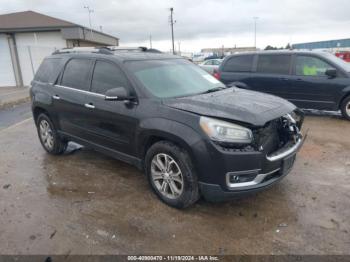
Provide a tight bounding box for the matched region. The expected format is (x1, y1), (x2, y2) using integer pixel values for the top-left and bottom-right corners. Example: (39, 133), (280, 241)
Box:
(30, 47), (305, 208)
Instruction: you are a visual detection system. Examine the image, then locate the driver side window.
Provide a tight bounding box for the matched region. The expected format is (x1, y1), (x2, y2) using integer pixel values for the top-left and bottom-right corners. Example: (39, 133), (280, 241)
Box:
(295, 56), (335, 77)
(91, 61), (130, 94)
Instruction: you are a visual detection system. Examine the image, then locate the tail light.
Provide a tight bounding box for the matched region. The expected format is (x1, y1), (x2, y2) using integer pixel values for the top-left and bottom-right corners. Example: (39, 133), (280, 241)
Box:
(213, 69), (221, 80)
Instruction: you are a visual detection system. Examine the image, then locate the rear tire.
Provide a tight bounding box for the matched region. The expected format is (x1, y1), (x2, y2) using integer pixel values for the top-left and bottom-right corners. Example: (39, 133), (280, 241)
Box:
(340, 96), (350, 121)
(36, 113), (67, 155)
(145, 141), (199, 209)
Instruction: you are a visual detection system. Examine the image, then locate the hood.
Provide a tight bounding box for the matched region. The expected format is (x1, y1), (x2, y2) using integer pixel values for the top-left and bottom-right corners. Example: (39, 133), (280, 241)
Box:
(163, 88), (296, 126)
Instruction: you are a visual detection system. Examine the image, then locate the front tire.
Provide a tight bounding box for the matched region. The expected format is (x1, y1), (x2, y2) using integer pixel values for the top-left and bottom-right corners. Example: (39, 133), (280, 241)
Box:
(145, 141), (199, 208)
(341, 96), (350, 121)
(36, 113), (67, 155)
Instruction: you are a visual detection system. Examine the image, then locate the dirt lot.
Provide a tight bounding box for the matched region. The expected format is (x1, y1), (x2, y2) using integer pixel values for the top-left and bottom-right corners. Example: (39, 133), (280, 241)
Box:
(0, 114), (349, 255)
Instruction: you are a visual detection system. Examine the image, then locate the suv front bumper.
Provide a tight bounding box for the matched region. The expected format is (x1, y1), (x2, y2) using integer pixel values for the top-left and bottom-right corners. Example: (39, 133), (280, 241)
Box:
(197, 136), (304, 202)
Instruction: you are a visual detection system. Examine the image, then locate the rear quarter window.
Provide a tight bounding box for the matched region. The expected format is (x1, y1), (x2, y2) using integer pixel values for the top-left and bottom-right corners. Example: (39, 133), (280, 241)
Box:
(34, 58), (62, 83)
(222, 55), (253, 72)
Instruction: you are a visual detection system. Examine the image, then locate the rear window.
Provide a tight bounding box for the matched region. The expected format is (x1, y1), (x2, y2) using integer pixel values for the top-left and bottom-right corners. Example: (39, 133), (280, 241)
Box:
(257, 55), (291, 75)
(34, 58), (62, 83)
(222, 55), (253, 72)
(61, 59), (93, 91)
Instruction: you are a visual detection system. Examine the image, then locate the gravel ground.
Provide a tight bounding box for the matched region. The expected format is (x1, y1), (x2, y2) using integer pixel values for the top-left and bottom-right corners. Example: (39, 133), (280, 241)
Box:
(0, 114), (349, 255)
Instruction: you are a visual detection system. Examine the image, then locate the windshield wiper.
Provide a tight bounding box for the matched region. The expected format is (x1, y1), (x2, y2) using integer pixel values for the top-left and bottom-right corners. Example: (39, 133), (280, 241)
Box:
(201, 86), (226, 94)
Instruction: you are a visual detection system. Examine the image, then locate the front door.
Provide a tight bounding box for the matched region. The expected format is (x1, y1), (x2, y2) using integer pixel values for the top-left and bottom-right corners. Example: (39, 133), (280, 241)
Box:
(288, 55), (344, 110)
(83, 60), (138, 156)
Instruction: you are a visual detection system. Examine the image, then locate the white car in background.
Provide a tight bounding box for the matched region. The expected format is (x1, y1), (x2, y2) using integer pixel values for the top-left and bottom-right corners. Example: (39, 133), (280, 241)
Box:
(199, 59), (223, 74)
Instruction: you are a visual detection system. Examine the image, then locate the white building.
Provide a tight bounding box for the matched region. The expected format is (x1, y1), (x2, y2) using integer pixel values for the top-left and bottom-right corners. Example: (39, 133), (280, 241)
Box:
(0, 11), (119, 87)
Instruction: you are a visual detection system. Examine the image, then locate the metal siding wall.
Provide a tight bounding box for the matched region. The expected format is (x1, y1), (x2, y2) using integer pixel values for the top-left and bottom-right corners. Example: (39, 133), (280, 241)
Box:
(293, 39), (350, 50)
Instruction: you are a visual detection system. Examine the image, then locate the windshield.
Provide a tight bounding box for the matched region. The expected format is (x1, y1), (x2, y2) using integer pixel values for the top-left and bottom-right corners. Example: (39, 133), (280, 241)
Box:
(126, 59), (225, 98)
(322, 52), (350, 72)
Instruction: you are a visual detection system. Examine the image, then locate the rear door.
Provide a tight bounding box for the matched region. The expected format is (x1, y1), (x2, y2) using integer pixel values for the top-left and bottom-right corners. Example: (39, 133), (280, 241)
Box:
(288, 54), (345, 110)
(219, 54), (255, 87)
(53, 58), (94, 139)
(83, 60), (138, 156)
(247, 54), (292, 98)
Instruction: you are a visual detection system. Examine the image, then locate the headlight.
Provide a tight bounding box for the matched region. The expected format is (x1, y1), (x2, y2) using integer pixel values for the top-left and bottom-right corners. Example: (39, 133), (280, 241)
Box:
(199, 116), (253, 144)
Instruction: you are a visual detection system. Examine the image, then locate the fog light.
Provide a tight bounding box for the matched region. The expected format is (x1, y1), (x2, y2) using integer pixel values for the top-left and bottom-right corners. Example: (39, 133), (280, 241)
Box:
(228, 171), (258, 184)
(232, 175), (240, 182)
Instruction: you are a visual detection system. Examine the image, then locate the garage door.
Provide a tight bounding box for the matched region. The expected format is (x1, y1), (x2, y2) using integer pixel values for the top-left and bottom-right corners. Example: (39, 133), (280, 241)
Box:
(16, 32), (66, 86)
(0, 34), (16, 87)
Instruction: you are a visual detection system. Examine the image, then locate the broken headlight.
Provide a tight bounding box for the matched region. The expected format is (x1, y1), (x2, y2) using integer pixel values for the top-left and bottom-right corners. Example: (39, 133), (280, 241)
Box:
(199, 116), (253, 144)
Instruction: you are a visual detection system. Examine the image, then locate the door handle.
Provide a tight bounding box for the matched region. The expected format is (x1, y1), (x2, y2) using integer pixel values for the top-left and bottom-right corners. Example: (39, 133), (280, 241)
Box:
(84, 103), (95, 109)
(280, 78), (289, 81)
(52, 95), (60, 100)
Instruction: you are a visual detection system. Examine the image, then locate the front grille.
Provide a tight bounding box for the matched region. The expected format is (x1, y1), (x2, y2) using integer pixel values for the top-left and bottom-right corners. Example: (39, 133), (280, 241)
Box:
(253, 112), (302, 154)
(253, 119), (280, 154)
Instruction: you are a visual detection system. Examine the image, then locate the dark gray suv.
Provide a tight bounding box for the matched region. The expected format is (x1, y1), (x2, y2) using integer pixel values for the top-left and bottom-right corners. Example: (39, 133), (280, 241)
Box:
(30, 47), (304, 208)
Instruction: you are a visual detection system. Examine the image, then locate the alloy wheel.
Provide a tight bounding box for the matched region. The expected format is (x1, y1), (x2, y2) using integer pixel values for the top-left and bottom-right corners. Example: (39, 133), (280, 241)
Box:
(346, 101), (350, 117)
(39, 119), (54, 150)
(151, 153), (184, 199)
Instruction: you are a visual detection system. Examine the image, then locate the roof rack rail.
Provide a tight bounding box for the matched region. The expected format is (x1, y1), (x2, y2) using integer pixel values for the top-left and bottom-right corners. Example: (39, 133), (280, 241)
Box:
(52, 46), (113, 55)
(108, 46), (149, 52)
(52, 46), (162, 55)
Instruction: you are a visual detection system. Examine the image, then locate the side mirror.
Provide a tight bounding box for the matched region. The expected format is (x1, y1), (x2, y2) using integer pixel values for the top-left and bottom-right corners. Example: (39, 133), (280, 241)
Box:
(105, 87), (131, 101)
(325, 69), (337, 78)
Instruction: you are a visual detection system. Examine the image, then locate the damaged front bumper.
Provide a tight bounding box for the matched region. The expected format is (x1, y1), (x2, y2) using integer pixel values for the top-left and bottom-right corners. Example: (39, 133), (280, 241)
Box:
(197, 114), (306, 202)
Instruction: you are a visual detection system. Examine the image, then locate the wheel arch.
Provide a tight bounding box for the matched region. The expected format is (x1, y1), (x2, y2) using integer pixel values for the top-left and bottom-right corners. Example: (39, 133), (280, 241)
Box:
(33, 106), (50, 123)
(137, 119), (203, 171)
(32, 106), (60, 131)
(339, 90), (350, 109)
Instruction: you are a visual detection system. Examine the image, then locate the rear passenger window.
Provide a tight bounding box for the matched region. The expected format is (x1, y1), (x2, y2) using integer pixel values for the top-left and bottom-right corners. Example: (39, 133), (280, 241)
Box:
(91, 61), (130, 94)
(34, 58), (62, 83)
(222, 55), (253, 72)
(61, 59), (93, 90)
(257, 55), (291, 75)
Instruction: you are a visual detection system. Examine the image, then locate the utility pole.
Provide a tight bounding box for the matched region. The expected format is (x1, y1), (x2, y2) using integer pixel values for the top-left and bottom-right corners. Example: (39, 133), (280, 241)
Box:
(149, 34), (152, 49)
(84, 6), (94, 39)
(253, 17), (259, 49)
(169, 7), (175, 54)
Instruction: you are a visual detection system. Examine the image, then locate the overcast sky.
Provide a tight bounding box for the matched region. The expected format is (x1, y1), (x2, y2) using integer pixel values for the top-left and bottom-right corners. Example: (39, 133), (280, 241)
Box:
(1, 0), (350, 52)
